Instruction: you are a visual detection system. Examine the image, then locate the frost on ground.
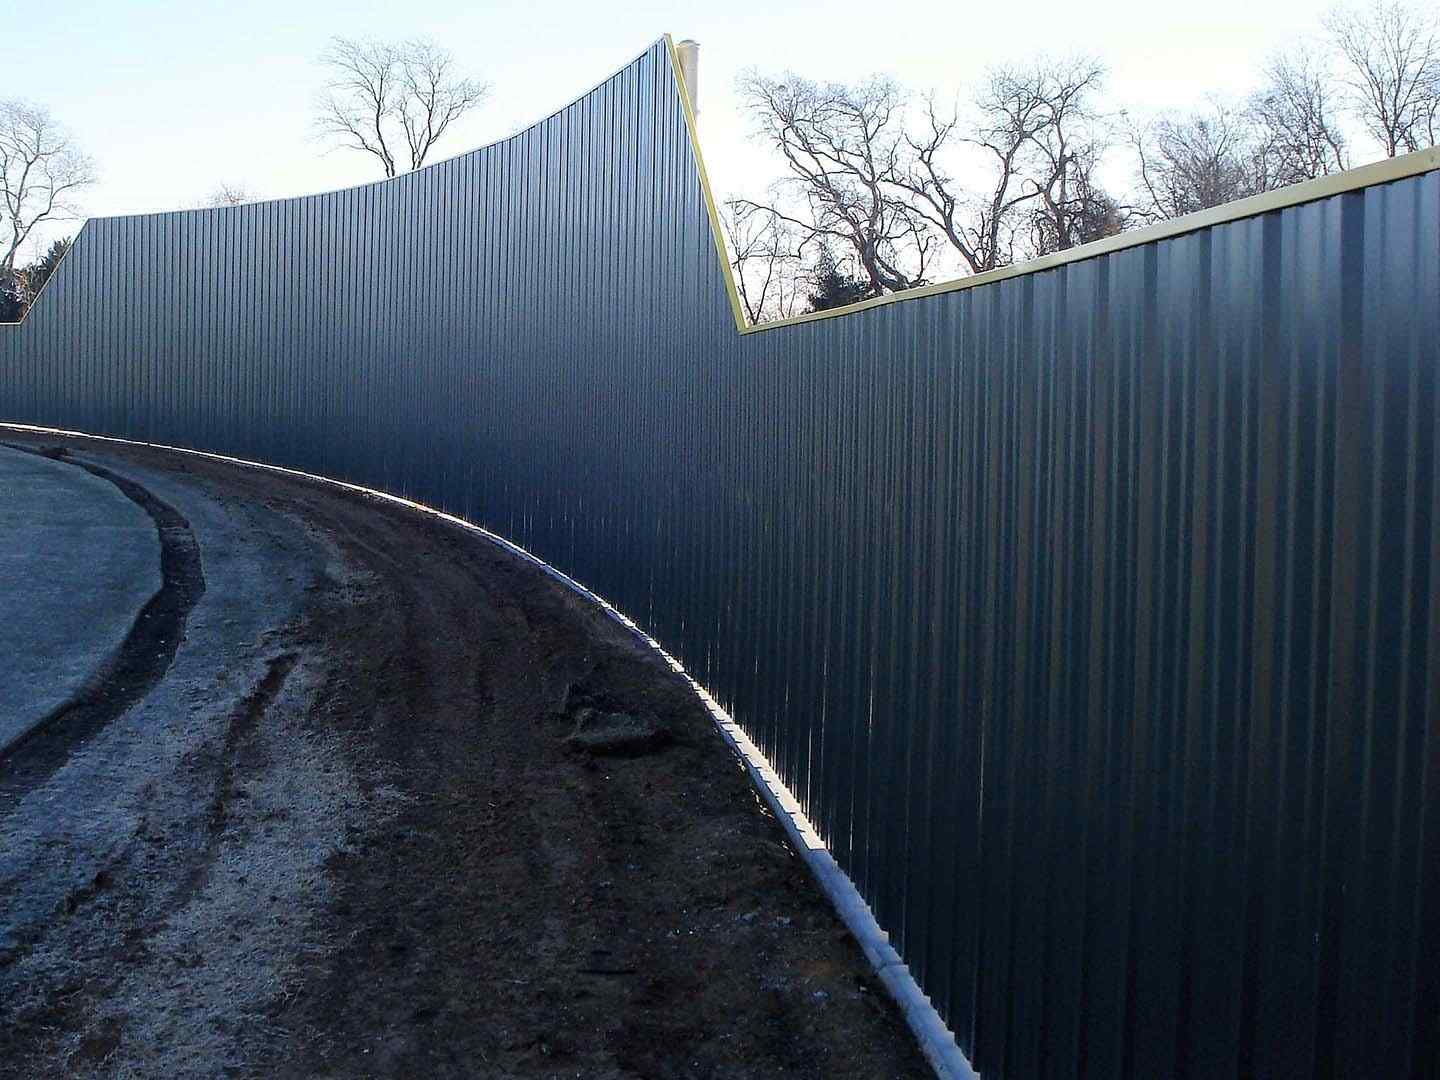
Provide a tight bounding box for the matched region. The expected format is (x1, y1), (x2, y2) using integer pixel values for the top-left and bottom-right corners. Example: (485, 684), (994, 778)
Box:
(0, 466), (404, 1078)
(86, 664), (398, 1077)
(0, 434), (933, 1080)
(2, 629), (406, 1077)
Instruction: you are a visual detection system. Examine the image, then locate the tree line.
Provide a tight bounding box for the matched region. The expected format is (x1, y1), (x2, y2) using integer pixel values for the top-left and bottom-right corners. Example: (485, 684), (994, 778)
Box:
(725, 0), (1440, 323)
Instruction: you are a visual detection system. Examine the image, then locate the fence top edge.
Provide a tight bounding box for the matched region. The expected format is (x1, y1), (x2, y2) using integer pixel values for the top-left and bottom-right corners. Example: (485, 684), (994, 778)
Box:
(0, 34), (673, 330)
(4, 43), (1437, 336)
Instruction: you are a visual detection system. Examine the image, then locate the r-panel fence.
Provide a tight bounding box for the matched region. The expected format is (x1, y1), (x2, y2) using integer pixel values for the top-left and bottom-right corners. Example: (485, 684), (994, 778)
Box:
(3, 37), (1437, 1078)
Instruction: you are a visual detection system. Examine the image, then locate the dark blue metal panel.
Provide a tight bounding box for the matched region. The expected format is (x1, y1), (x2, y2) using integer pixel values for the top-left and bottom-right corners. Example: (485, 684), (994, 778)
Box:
(2, 38), (1437, 1079)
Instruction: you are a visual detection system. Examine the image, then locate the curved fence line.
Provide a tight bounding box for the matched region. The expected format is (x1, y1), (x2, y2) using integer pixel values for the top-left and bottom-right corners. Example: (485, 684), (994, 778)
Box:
(2, 36), (1438, 1078)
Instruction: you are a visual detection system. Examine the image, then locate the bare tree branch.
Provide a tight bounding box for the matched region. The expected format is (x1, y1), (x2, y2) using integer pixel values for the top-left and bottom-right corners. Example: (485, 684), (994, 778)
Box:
(734, 56), (1129, 296)
(393, 39), (490, 172)
(315, 36), (490, 178)
(1130, 99), (1274, 221)
(1250, 46), (1350, 182)
(1326, 1), (1439, 157)
(722, 199), (811, 323)
(0, 100), (96, 275)
(885, 59), (1123, 268)
(204, 182), (257, 208)
(735, 72), (929, 295)
(1005, 58), (1128, 255)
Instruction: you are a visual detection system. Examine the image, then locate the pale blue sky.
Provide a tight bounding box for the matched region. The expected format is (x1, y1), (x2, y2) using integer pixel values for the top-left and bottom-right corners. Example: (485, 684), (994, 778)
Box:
(7, 0), (1338, 255)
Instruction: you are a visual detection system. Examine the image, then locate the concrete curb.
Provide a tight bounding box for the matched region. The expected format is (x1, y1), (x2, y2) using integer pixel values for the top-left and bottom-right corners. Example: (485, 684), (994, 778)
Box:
(0, 422), (979, 1080)
(703, 715), (979, 1080)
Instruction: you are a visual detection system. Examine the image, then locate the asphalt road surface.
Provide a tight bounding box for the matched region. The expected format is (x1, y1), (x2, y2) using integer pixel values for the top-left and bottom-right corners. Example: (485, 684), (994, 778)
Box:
(0, 443), (161, 750)
(0, 431), (931, 1079)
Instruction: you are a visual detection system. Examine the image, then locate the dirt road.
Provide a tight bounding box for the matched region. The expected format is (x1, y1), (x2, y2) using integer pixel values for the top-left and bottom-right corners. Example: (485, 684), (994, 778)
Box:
(0, 432), (930, 1079)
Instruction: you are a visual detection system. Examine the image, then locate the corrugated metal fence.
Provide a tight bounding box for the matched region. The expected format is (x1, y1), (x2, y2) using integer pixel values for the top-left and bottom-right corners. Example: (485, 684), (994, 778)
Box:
(3, 37), (1437, 1079)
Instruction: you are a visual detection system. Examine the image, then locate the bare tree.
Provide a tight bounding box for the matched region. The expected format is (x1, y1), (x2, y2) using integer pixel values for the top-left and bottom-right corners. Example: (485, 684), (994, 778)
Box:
(1326, 2), (1439, 157)
(1250, 47), (1350, 182)
(733, 73), (934, 294)
(315, 37), (490, 178)
(736, 59), (1125, 293)
(1007, 60), (1126, 254)
(890, 87), (1041, 274)
(888, 60), (1123, 270)
(204, 182), (256, 207)
(0, 100), (96, 275)
(722, 199), (809, 323)
(1025, 161), (1127, 256)
(1132, 100), (1273, 220)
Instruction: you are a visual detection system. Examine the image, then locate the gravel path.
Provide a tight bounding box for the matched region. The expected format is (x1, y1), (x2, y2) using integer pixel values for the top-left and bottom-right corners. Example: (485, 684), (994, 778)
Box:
(0, 432), (931, 1079)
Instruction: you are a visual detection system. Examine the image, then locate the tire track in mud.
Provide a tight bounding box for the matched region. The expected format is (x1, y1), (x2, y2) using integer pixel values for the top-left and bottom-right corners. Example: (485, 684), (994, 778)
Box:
(160, 649), (304, 916)
(209, 651), (300, 832)
(0, 445), (205, 808)
(0, 435), (934, 1079)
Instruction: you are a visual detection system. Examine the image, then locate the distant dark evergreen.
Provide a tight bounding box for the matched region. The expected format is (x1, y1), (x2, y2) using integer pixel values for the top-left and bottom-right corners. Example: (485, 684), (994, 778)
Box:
(0, 270), (23, 322)
(806, 248), (877, 312)
(25, 238), (71, 301)
(1, 237), (71, 321)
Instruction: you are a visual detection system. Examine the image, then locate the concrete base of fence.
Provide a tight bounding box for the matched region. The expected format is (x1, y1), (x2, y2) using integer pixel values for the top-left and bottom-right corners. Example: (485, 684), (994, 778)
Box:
(0, 423), (977, 1080)
(703, 712), (979, 1080)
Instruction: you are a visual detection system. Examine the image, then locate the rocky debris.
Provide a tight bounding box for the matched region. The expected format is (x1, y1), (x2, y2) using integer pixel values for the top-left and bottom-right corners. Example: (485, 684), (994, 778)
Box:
(563, 707), (670, 757)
